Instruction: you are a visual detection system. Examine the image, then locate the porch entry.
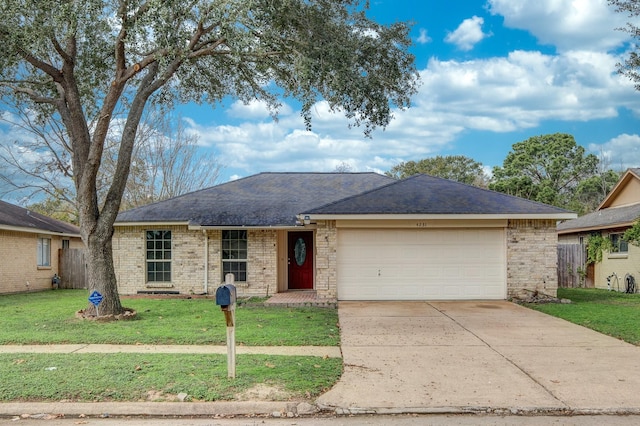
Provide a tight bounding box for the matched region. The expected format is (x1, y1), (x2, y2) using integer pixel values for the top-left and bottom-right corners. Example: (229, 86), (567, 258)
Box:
(287, 231), (314, 290)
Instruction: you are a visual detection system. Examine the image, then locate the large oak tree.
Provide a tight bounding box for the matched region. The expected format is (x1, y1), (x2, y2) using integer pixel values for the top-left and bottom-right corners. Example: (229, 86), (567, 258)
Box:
(0, 0), (417, 315)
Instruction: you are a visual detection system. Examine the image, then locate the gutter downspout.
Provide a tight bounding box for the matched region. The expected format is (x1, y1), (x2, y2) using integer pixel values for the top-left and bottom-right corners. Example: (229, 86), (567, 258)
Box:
(203, 230), (209, 294)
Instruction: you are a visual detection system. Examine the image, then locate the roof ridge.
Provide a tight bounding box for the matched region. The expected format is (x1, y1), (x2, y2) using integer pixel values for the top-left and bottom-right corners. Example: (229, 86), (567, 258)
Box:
(301, 174), (401, 212)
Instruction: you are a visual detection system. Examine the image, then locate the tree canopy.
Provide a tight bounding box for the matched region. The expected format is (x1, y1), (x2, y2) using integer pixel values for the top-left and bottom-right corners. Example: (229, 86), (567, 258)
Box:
(386, 155), (488, 186)
(0, 0), (418, 315)
(489, 133), (601, 211)
(609, 0), (640, 90)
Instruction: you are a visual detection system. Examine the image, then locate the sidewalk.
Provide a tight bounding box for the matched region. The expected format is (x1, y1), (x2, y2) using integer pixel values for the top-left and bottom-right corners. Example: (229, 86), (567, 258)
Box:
(0, 344), (342, 357)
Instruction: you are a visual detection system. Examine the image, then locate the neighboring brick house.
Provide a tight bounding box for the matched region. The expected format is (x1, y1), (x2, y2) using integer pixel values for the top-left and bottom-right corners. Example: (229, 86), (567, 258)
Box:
(114, 172), (575, 301)
(0, 200), (83, 294)
(558, 168), (640, 290)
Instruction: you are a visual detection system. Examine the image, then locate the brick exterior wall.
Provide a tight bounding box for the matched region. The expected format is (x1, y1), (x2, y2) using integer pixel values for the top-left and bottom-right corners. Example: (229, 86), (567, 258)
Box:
(113, 226), (278, 297)
(506, 219), (559, 299)
(0, 230), (83, 294)
(246, 229), (278, 297)
(113, 218), (559, 300)
(315, 221), (337, 299)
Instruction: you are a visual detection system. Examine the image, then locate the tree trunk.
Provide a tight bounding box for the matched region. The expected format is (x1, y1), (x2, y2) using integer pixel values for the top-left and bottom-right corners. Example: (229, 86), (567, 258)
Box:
(85, 228), (123, 316)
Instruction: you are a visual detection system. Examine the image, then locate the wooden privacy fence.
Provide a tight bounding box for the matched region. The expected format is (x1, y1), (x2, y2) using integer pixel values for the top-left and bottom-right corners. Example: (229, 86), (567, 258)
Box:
(557, 244), (593, 288)
(58, 248), (87, 289)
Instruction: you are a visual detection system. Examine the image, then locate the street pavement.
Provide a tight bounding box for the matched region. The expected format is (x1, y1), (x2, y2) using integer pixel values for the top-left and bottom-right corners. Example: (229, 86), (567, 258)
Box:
(3, 301), (640, 421)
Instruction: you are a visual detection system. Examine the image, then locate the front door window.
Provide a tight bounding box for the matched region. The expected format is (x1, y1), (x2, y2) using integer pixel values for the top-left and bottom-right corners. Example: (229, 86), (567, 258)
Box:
(294, 237), (306, 266)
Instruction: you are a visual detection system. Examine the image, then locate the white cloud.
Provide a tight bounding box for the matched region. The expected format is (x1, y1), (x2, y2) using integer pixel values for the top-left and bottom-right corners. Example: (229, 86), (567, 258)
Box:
(588, 134), (640, 169)
(226, 99), (293, 120)
(182, 43), (640, 181)
(488, 0), (630, 52)
(417, 28), (431, 44)
(416, 49), (635, 131)
(445, 16), (489, 51)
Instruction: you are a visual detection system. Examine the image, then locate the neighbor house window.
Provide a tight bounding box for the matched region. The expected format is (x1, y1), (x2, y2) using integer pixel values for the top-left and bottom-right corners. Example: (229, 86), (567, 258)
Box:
(222, 230), (247, 282)
(37, 237), (51, 267)
(610, 233), (629, 254)
(62, 239), (70, 249)
(146, 230), (171, 282)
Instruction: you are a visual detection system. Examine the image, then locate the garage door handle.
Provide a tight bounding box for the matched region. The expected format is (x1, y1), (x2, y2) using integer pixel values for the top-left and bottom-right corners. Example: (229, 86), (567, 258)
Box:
(378, 270), (381, 276)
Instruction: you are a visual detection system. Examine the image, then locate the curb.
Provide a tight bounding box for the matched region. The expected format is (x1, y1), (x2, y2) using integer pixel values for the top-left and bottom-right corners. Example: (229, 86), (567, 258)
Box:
(5, 401), (640, 420)
(317, 404), (640, 417)
(0, 401), (322, 419)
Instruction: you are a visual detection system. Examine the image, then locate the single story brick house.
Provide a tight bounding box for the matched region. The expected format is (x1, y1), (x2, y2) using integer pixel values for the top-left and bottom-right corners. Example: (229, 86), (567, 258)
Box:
(558, 168), (640, 290)
(113, 172), (575, 301)
(0, 200), (83, 294)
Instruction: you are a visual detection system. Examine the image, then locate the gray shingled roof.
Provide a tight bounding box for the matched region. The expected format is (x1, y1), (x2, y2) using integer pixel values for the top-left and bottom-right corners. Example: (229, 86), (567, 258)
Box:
(557, 168), (640, 233)
(305, 174), (573, 215)
(0, 200), (80, 235)
(115, 172), (395, 227)
(557, 203), (640, 233)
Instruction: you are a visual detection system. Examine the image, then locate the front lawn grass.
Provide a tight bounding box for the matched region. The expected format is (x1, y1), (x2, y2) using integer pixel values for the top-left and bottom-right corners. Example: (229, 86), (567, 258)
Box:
(0, 353), (342, 402)
(0, 290), (343, 403)
(0, 290), (339, 346)
(526, 288), (640, 345)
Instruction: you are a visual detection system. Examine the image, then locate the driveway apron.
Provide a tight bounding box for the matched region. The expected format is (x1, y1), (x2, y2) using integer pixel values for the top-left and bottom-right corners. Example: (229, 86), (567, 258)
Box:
(316, 301), (640, 413)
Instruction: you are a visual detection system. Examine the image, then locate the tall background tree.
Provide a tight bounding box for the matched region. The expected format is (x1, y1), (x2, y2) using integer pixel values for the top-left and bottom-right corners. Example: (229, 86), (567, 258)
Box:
(386, 155), (488, 187)
(99, 109), (222, 211)
(0, 0), (417, 316)
(489, 133), (617, 214)
(0, 106), (221, 219)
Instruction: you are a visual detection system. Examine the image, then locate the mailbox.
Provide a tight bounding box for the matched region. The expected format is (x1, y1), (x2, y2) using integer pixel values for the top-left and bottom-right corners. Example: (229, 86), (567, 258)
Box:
(216, 284), (236, 309)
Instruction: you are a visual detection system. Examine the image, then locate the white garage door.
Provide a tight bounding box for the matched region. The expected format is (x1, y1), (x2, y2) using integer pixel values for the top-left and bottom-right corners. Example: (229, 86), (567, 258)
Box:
(337, 228), (506, 300)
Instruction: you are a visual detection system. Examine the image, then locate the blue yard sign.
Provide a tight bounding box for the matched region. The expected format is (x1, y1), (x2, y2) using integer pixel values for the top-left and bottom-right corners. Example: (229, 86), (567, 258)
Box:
(88, 290), (103, 307)
(88, 290), (104, 317)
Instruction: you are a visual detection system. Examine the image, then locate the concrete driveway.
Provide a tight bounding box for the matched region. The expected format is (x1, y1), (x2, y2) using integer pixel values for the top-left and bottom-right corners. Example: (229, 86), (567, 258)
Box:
(317, 301), (640, 414)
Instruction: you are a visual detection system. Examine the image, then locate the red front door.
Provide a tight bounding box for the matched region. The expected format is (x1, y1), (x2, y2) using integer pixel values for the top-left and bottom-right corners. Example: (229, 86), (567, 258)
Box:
(288, 231), (314, 290)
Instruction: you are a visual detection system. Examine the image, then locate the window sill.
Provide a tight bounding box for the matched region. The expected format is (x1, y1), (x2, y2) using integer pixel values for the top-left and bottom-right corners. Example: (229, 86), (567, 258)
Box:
(607, 253), (629, 259)
(37, 266), (52, 270)
(145, 283), (174, 288)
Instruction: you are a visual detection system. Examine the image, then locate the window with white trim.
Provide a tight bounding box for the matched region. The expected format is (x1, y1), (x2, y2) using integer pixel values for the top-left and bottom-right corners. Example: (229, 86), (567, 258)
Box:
(146, 230), (172, 282)
(37, 237), (51, 267)
(222, 230), (247, 282)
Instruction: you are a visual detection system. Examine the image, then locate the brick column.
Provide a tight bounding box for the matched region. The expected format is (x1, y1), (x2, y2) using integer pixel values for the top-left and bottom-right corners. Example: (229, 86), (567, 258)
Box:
(507, 219), (558, 299)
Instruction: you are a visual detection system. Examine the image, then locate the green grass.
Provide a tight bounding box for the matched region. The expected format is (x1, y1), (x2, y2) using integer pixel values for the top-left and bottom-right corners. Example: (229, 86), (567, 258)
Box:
(525, 288), (640, 345)
(0, 353), (342, 402)
(0, 290), (343, 402)
(0, 290), (339, 346)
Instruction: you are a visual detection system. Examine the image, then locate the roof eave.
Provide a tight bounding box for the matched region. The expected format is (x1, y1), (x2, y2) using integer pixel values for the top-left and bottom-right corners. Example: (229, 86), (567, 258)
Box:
(557, 220), (637, 235)
(301, 213), (577, 221)
(0, 224), (81, 237)
(598, 168), (640, 210)
(188, 224), (303, 230)
(114, 221), (191, 227)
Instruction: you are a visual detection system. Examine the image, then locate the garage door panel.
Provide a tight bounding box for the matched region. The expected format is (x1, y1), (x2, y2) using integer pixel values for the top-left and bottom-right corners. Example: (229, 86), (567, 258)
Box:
(337, 228), (506, 301)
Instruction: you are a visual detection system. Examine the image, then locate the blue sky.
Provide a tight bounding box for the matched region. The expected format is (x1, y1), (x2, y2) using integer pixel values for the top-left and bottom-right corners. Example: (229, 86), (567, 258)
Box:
(182, 0), (640, 182)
